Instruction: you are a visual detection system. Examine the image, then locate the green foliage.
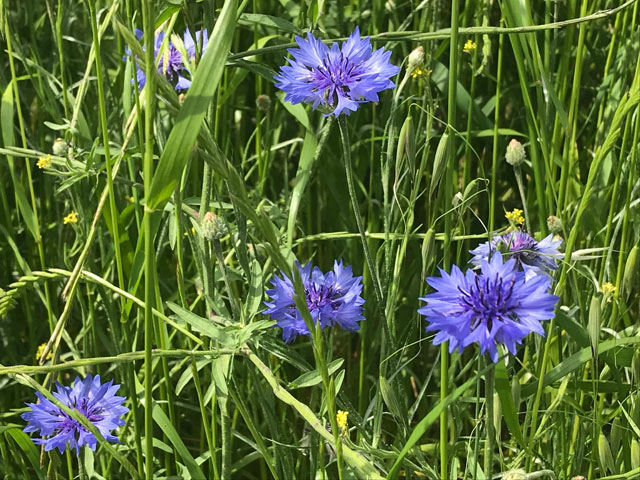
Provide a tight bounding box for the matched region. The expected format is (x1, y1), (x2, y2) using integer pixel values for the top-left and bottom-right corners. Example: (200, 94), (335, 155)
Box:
(0, 0), (639, 479)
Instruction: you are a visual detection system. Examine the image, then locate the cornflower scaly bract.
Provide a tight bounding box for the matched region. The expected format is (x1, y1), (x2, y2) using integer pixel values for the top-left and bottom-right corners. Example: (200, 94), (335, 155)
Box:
(274, 27), (400, 116)
(470, 231), (562, 280)
(264, 260), (365, 343)
(21, 374), (128, 454)
(418, 254), (559, 362)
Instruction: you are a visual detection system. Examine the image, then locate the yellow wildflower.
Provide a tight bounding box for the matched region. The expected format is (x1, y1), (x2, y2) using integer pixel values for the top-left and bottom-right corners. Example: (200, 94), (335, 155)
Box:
(602, 282), (616, 295)
(63, 211), (78, 225)
(463, 39), (476, 54)
(124, 195), (134, 203)
(505, 208), (525, 225)
(37, 155), (52, 169)
(336, 410), (349, 435)
(36, 343), (52, 361)
(410, 66), (432, 79)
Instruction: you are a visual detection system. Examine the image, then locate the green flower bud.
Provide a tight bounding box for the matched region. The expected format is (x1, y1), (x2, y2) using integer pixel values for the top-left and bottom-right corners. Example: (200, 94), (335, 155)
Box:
(547, 215), (563, 234)
(52, 138), (68, 157)
(256, 94), (272, 112)
(505, 138), (526, 167)
(201, 212), (227, 241)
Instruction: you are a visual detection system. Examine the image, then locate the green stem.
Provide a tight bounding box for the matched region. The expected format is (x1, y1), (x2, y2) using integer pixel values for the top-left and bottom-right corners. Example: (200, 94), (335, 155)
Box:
(514, 166), (532, 234)
(141, 0), (156, 477)
(337, 117), (384, 314)
(441, 1), (459, 477)
(489, 29), (504, 232)
(87, 0), (126, 313)
(484, 359), (495, 478)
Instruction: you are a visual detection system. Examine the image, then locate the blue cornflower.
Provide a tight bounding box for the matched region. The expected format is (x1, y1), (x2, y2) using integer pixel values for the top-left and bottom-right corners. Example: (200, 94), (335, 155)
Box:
(264, 260), (365, 343)
(21, 374), (128, 454)
(274, 27), (400, 116)
(125, 28), (208, 91)
(418, 254), (559, 362)
(470, 231), (562, 280)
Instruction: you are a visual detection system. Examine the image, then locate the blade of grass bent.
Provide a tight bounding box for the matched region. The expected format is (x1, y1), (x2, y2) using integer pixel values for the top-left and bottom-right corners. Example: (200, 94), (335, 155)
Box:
(145, 0), (238, 210)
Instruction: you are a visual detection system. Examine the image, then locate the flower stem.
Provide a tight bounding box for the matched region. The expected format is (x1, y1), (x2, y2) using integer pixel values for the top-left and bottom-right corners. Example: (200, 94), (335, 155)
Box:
(441, 0), (460, 476)
(484, 358), (495, 478)
(514, 165), (532, 233)
(141, 0), (156, 477)
(337, 117), (384, 314)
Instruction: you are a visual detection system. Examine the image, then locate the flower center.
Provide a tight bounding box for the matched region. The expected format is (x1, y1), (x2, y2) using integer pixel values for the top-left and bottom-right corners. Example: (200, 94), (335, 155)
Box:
(460, 274), (516, 330)
(305, 284), (339, 311)
(57, 396), (105, 435)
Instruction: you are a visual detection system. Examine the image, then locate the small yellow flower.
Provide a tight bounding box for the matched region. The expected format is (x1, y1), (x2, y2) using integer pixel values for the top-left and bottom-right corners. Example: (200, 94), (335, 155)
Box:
(505, 208), (525, 225)
(63, 211), (78, 225)
(336, 410), (349, 435)
(36, 343), (52, 361)
(37, 155), (52, 169)
(463, 39), (476, 54)
(124, 195), (134, 203)
(410, 66), (432, 79)
(602, 282), (616, 295)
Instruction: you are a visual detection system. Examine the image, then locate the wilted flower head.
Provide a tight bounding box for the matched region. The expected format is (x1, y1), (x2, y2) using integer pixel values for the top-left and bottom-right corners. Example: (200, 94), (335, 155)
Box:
(470, 231), (562, 280)
(418, 254), (558, 362)
(264, 260), (365, 343)
(125, 28), (208, 91)
(21, 375), (128, 454)
(274, 27), (400, 116)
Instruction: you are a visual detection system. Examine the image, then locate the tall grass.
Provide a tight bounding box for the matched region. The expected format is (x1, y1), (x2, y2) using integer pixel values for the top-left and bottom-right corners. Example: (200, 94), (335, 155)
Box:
(0, 0), (639, 478)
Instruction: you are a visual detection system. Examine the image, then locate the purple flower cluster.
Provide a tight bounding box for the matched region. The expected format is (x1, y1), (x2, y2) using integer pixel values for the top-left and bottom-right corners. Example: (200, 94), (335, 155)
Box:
(125, 28), (208, 91)
(470, 231), (562, 280)
(418, 232), (561, 362)
(418, 254), (558, 362)
(274, 27), (400, 116)
(22, 375), (128, 454)
(264, 260), (365, 343)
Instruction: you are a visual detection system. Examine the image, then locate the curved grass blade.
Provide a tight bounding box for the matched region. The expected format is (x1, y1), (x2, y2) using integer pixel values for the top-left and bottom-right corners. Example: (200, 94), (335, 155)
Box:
(146, 0), (238, 210)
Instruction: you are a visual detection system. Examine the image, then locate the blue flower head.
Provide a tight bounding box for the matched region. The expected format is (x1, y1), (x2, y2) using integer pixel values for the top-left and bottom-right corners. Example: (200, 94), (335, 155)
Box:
(264, 260), (365, 343)
(274, 27), (400, 116)
(470, 231), (562, 280)
(125, 28), (208, 91)
(21, 374), (128, 454)
(418, 254), (559, 362)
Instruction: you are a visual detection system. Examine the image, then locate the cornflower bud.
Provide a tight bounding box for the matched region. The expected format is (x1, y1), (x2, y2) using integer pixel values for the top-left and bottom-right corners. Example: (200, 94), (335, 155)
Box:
(407, 46), (424, 72)
(505, 138), (526, 166)
(52, 138), (68, 157)
(256, 94), (272, 112)
(201, 211), (227, 241)
(547, 215), (563, 234)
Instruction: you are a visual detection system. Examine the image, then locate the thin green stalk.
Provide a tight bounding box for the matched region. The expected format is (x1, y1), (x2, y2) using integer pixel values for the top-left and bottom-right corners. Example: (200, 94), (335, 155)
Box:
(514, 166), (532, 234)
(441, 1), (459, 477)
(141, 0), (156, 477)
(87, 0), (126, 313)
(489, 28), (504, 232)
(337, 117), (384, 310)
(557, 0), (588, 214)
(484, 359), (495, 478)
